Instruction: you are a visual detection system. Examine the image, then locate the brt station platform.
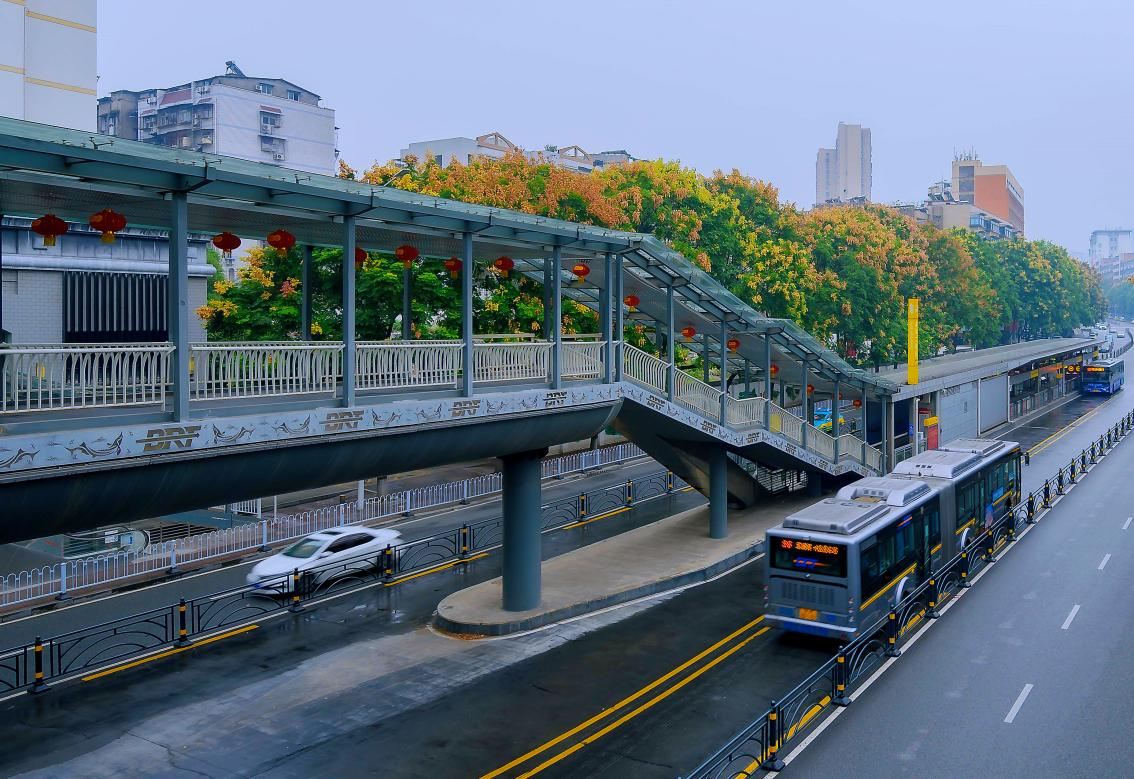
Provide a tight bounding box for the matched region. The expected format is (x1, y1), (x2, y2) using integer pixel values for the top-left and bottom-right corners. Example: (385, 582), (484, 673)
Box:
(874, 337), (1103, 462)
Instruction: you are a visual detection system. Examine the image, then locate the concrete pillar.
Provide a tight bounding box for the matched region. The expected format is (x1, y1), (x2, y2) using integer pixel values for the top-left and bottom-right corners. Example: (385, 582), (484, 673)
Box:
(301, 245), (313, 341)
(341, 216), (357, 408)
(601, 252), (613, 384)
(461, 232), (474, 397)
(168, 191), (189, 422)
(666, 284), (675, 401)
(551, 246), (562, 389)
(709, 446), (728, 539)
(502, 449), (545, 611)
(401, 266), (412, 340)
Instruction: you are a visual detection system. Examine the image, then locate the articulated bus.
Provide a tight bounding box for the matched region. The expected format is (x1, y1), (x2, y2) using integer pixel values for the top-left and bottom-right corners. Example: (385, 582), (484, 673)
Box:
(764, 438), (1022, 639)
(1083, 359), (1124, 395)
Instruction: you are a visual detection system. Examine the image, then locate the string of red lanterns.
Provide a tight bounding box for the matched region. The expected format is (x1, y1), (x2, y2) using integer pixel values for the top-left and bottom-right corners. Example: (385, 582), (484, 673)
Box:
(623, 293), (640, 311)
(493, 256), (514, 277)
(266, 229), (296, 257)
(394, 244), (419, 269)
(443, 257), (462, 278)
(31, 214), (68, 247)
(89, 209), (126, 243)
(571, 262), (590, 282)
(212, 231), (241, 257)
(681, 326), (696, 339)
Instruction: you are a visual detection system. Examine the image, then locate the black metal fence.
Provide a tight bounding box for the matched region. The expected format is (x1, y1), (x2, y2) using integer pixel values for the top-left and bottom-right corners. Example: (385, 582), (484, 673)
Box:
(686, 410), (1134, 778)
(0, 468), (688, 694)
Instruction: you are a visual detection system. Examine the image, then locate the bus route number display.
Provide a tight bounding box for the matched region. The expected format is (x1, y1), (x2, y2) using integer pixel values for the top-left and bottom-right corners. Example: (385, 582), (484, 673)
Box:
(780, 538), (840, 555)
(1086, 366), (1106, 373)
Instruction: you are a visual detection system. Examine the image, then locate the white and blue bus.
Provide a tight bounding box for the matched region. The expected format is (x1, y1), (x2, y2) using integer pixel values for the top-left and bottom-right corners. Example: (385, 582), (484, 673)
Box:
(764, 438), (1021, 639)
(1083, 359), (1124, 395)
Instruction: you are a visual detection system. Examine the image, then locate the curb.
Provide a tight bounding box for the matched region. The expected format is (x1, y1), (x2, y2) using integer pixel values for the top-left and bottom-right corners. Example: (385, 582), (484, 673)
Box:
(434, 539), (764, 637)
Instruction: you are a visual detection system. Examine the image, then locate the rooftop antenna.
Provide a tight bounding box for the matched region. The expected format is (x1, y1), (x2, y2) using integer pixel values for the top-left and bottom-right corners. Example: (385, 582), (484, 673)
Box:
(225, 60), (246, 77)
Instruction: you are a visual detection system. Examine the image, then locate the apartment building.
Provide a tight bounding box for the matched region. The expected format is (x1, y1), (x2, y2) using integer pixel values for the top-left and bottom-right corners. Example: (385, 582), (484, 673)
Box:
(815, 123), (872, 204)
(400, 131), (634, 172)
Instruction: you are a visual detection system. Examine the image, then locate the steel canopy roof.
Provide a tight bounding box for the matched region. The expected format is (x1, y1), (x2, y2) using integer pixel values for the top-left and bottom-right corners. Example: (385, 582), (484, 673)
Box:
(0, 116), (896, 397)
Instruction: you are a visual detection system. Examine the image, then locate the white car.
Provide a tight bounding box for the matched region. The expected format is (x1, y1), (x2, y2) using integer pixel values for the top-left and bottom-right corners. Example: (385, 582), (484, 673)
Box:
(246, 526), (402, 593)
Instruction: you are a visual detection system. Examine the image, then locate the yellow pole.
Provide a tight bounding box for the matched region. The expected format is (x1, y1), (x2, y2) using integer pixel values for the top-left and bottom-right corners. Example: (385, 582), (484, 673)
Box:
(907, 298), (919, 386)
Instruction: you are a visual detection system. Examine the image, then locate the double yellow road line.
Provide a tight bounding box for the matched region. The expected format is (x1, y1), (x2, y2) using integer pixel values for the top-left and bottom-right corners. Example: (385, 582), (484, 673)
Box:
(480, 616), (770, 779)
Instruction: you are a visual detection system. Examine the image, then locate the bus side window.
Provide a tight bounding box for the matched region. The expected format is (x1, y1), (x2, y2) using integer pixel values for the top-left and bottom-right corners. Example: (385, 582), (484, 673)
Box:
(929, 506), (940, 547)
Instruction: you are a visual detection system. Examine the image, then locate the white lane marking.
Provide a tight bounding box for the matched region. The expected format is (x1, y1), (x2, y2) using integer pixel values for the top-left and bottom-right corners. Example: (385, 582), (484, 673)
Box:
(1099, 553), (1112, 571)
(1004, 684), (1034, 724)
(1124, 517), (1132, 530)
(1060, 604), (1080, 630)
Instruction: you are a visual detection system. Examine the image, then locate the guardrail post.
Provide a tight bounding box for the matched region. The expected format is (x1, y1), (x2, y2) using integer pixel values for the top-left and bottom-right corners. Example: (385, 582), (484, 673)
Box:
(289, 568), (304, 612)
(625, 478), (634, 506)
(1069, 459), (1077, 483)
(578, 492), (588, 519)
(176, 598), (191, 647)
(460, 479), (470, 505)
(885, 610), (901, 657)
(960, 551), (971, 588)
(834, 650), (850, 706)
(1027, 493), (1036, 524)
(1081, 451), (1087, 471)
(259, 519), (269, 552)
(1024, 450), (1031, 466)
(986, 528), (996, 561)
(928, 578), (940, 619)
(31, 636), (47, 694)
(1057, 468), (1065, 496)
(666, 470), (674, 493)
(403, 491), (414, 518)
(555, 458), (564, 480)
(383, 545), (395, 582)
(55, 564), (69, 602)
(167, 544), (181, 576)
(1090, 442), (1097, 464)
(762, 701), (785, 771)
(459, 525), (470, 560)
(1043, 481), (1051, 509)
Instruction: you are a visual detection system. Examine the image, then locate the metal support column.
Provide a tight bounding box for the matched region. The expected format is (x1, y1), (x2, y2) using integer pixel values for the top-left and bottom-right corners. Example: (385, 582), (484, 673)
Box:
(301, 245), (313, 341)
(341, 216), (357, 408)
(542, 258), (554, 341)
(743, 359), (751, 395)
(861, 383), (868, 465)
(502, 449), (545, 611)
(614, 253), (624, 381)
(764, 332), (773, 427)
(168, 191), (189, 422)
(601, 252), (613, 384)
(833, 380), (841, 462)
(801, 360), (810, 449)
(702, 334), (711, 383)
(719, 319), (729, 422)
(709, 446), (728, 539)
(461, 232), (474, 397)
(551, 246), (563, 389)
(884, 397), (895, 470)
(666, 284), (675, 401)
(401, 265), (412, 340)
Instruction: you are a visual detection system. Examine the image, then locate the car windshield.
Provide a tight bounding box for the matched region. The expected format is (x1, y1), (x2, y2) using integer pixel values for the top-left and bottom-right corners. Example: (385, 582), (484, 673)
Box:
(281, 538), (325, 559)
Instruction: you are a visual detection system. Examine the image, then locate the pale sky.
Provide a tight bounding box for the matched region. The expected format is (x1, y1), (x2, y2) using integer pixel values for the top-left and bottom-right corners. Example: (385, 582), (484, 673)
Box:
(97, 0), (1134, 254)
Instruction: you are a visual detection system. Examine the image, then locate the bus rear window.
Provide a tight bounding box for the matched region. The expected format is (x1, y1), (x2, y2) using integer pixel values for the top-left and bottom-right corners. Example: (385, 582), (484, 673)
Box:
(770, 536), (847, 577)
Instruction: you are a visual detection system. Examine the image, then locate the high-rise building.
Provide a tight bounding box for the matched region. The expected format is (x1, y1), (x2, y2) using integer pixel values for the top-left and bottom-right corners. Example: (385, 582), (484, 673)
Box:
(951, 154), (1025, 233)
(0, 0), (97, 131)
(97, 62), (337, 175)
(400, 131), (635, 173)
(815, 123), (871, 205)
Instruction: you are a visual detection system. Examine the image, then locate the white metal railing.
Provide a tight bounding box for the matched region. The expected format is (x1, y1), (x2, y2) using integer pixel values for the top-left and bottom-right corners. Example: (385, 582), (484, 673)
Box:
(473, 341), (553, 383)
(623, 344), (668, 394)
(673, 370), (723, 419)
(767, 401), (804, 446)
(356, 342), (462, 391)
(0, 343), (172, 413)
(189, 342), (342, 400)
(561, 341), (605, 380)
(726, 395), (766, 428)
(865, 444), (884, 471)
(807, 426), (836, 460)
(0, 443), (647, 607)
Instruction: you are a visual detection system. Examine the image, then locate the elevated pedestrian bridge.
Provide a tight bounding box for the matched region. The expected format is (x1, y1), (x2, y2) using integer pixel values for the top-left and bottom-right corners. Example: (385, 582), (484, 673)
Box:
(0, 116), (893, 544)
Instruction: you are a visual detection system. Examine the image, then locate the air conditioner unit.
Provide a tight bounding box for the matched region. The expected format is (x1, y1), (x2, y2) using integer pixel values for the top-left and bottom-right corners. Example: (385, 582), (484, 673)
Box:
(273, 153), (285, 161)
(192, 118), (200, 126)
(260, 124), (274, 135)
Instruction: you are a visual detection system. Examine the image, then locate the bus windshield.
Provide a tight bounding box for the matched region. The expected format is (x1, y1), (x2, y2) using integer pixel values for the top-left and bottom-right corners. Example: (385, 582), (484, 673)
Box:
(770, 536), (847, 577)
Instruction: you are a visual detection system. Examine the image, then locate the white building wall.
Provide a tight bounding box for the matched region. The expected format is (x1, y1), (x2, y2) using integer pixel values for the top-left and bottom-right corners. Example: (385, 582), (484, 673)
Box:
(212, 85), (336, 174)
(2, 269), (64, 343)
(401, 137), (497, 166)
(0, 3), (26, 121)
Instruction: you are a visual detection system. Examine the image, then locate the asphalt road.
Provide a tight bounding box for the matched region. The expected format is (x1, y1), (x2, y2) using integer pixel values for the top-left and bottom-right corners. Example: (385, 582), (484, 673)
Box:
(782, 385), (1134, 778)
(0, 457), (673, 649)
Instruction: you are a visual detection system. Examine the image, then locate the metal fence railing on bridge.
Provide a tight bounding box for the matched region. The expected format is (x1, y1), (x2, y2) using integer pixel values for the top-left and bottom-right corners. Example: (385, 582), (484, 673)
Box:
(0, 443), (647, 608)
(0, 465), (693, 695)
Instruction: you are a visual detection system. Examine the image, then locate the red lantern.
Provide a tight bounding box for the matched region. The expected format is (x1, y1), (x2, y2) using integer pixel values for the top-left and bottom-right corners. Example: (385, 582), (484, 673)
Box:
(443, 257), (462, 278)
(852, 398), (863, 408)
(681, 326), (696, 339)
(266, 229), (296, 257)
(623, 294), (640, 310)
(89, 209), (126, 243)
(31, 214), (68, 247)
(807, 384), (815, 395)
(493, 256), (515, 277)
(727, 338), (740, 351)
(394, 244), (419, 269)
(770, 363), (779, 378)
(212, 231), (241, 256)
(572, 262), (590, 281)
(354, 246), (368, 269)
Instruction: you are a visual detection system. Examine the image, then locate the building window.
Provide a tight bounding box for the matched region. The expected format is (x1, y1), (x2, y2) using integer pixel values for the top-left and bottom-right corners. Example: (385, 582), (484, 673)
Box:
(258, 83), (274, 95)
(287, 89), (300, 101)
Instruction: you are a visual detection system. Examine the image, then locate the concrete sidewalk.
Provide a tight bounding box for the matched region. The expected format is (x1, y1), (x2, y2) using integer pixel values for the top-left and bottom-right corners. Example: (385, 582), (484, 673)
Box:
(435, 491), (817, 636)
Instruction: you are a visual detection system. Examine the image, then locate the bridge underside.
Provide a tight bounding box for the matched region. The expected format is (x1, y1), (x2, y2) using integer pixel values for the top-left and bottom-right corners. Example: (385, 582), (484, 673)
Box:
(0, 402), (620, 544)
